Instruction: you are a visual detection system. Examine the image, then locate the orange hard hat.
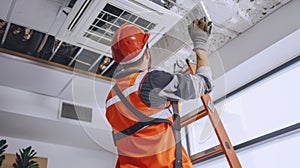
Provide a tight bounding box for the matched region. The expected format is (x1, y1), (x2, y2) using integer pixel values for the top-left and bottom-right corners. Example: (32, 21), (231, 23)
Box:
(111, 23), (150, 64)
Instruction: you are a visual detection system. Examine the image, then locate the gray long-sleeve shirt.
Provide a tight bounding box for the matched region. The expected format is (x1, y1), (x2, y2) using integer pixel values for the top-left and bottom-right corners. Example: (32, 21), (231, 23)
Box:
(115, 66), (213, 108)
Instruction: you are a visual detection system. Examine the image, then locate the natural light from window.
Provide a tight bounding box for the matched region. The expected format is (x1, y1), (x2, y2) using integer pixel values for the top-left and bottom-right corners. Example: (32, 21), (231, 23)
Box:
(188, 60), (300, 167)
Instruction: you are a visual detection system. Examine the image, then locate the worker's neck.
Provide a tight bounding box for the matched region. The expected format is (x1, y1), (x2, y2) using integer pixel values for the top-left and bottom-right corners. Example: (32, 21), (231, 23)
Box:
(126, 60), (149, 72)
(126, 65), (148, 72)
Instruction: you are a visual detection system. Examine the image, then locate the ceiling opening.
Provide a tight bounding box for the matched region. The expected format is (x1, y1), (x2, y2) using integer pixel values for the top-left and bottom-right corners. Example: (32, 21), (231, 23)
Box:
(0, 18), (118, 78)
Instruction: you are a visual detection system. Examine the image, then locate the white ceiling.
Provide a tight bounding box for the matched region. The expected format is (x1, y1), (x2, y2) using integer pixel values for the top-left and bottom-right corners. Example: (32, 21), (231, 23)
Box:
(0, 53), (73, 96)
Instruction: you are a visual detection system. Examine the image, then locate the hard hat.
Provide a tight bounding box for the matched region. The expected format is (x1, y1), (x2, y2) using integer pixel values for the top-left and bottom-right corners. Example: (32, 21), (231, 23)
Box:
(111, 23), (150, 64)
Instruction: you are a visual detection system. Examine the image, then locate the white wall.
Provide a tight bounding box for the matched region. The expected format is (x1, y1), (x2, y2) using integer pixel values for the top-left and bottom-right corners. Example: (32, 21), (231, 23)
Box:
(211, 27), (300, 102)
(2, 136), (117, 168)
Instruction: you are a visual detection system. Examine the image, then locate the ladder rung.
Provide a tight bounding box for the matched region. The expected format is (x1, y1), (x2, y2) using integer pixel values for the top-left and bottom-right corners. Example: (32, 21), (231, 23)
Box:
(190, 145), (222, 163)
(181, 109), (207, 127)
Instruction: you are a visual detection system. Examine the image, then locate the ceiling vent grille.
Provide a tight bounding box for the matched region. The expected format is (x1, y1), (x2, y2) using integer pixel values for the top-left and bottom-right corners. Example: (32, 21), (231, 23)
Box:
(83, 3), (157, 45)
(60, 102), (93, 123)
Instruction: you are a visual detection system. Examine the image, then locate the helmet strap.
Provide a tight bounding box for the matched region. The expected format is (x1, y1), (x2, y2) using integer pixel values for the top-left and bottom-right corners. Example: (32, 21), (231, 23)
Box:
(146, 43), (152, 70)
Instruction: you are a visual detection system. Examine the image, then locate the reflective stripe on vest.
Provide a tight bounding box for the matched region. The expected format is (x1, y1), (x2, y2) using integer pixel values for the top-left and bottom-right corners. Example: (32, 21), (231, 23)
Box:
(106, 71), (173, 120)
(106, 71), (147, 109)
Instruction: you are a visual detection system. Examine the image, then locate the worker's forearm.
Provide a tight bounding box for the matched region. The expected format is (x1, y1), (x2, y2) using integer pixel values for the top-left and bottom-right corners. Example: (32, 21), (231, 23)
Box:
(158, 49), (213, 100)
(195, 49), (209, 67)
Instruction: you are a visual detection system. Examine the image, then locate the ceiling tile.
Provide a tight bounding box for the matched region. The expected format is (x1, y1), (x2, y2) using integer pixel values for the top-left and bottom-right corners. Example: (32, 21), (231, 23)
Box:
(0, 53), (73, 96)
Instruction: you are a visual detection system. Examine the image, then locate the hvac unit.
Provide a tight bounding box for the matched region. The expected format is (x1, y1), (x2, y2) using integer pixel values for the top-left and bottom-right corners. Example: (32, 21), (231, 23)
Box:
(56, 0), (181, 55)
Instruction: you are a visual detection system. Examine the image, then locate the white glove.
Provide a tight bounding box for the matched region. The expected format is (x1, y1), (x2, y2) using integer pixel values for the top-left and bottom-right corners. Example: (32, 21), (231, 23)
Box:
(188, 17), (212, 51)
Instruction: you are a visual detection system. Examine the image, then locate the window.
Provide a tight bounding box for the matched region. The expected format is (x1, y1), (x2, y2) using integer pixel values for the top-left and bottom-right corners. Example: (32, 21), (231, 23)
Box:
(188, 59), (300, 166)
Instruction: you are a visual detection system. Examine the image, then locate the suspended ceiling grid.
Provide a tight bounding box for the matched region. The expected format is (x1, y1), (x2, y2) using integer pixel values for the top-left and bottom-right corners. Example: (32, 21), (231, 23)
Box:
(0, 0), (293, 78)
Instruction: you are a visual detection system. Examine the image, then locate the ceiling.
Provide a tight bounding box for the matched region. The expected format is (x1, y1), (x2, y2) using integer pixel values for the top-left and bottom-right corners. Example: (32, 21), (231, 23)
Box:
(158, 0), (292, 72)
(0, 0), (293, 76)
(0, 0), (297, 151)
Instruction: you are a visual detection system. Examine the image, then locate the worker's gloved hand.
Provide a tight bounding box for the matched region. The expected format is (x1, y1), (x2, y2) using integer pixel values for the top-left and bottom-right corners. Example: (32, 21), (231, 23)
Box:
(188, 17), (212, 51)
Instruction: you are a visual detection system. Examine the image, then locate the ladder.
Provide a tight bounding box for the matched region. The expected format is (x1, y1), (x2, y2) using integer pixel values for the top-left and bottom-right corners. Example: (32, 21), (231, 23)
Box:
(180, 61), (242, 168)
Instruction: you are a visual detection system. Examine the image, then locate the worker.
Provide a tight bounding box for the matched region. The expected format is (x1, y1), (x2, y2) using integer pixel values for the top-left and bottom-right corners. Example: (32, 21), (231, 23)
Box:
(105, 17), (213, 168)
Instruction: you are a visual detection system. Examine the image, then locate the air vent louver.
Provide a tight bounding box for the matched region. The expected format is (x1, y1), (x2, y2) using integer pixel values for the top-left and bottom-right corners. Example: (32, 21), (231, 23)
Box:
(61, 102), (92, 122)
(149, 0), (176, 10)
(83, 3), (157, 45)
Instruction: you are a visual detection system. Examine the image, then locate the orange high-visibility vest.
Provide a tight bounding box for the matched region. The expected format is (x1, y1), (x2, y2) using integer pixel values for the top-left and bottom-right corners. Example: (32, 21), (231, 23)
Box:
(106, 71), (193, 168)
